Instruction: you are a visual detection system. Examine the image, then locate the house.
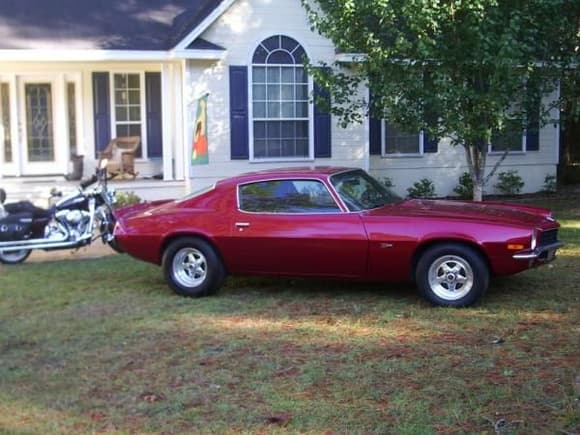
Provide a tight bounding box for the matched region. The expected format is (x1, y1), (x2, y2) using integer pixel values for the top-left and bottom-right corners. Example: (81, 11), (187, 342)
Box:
(0, 0), (561, 202)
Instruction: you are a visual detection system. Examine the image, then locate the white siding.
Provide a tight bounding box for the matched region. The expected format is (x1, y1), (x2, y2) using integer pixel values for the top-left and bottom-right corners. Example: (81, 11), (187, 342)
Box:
(187, 0), (560, 196)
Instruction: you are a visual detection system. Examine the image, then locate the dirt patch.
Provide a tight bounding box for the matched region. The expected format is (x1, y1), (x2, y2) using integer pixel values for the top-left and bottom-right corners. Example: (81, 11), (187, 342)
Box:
(27, 242), (116, 263)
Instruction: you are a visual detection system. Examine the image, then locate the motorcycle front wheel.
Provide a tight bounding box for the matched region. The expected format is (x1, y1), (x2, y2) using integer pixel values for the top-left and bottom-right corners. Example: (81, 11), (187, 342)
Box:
(0, 249), (32, 264)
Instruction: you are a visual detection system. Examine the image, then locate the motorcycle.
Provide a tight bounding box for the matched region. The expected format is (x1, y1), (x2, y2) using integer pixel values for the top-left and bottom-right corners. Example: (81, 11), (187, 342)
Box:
(0, 160), (121, 264)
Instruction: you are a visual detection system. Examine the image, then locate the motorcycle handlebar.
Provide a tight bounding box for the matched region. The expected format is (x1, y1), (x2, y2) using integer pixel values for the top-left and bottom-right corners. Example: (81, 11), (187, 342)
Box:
(80, 174), (98, 189)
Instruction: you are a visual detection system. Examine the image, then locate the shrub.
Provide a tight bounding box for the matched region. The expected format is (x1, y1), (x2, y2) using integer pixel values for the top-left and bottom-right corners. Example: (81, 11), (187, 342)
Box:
(453, 172), (474, 200)
(115, 191), (142, 208)
(407, 178), (436, 199)
(494, 170), (524, 196)
(543, 174), (557, 193)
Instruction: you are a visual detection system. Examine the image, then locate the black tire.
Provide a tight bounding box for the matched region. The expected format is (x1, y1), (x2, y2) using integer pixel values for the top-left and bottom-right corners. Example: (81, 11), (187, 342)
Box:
(0, 249), (32, 264)
(162, 237), (225, 297)
(415, 243), (489, 307)
(107, 238), (124, 254)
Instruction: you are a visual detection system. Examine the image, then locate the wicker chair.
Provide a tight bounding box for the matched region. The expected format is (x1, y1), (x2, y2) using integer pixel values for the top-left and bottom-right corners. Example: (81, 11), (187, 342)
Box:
(97, 136), (141, 179)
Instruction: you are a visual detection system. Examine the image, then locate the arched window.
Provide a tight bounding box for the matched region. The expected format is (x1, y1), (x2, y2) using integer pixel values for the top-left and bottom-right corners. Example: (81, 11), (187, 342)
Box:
(251, 35), (310, 159)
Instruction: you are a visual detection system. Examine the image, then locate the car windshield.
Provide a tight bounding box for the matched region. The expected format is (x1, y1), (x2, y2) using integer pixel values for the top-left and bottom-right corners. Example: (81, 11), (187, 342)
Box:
(330, 169), (402, 211)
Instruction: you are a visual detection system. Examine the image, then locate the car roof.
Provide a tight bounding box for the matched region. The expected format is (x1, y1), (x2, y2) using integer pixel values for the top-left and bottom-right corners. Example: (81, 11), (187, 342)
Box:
(217, 166), (357, 186)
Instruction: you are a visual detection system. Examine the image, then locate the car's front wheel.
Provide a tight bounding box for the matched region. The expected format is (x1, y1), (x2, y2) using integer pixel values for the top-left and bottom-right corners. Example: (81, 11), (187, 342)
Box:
(162, 237), (225, 297)
(415, 243), (489, 307)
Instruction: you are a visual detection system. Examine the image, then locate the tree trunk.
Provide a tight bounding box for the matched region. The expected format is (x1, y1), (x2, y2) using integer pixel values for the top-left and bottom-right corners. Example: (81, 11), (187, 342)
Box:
(464, 140), (488, 202)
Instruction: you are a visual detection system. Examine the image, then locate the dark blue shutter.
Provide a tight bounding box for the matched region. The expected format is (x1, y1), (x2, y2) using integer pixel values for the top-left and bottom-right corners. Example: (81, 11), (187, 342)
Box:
(92, 72), (110, 157)
(145, 72), (163, 158)
(229, 66), (249, 160)
(313, 72), (331, 158)
(423, 130), (438, 153)
(526, 113), (540, 151)
(369, 90), (382, 155)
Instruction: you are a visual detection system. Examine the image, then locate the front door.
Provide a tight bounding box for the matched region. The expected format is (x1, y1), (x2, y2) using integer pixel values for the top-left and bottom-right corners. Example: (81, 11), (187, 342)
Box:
(19, 78), (66, 175)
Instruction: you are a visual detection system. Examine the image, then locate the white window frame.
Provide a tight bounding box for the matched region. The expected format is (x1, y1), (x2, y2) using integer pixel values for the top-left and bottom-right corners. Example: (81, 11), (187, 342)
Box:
(381, 119), (424, 158)
(248, 36), (314, 163)
(110, 71), (148, 160)
(488, 130), (526, 155)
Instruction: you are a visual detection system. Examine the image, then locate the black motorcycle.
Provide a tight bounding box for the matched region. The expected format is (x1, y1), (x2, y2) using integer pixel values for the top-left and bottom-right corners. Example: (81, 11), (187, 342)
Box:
(0, 161), (121, 264)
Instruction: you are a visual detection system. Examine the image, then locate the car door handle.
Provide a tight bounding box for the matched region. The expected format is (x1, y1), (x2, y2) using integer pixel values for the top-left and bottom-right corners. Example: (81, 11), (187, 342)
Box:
(235, 222), (250, 228)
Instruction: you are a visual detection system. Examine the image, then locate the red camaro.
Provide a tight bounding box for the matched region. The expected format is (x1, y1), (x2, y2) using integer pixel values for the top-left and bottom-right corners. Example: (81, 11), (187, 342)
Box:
(114, 167), (563, 307)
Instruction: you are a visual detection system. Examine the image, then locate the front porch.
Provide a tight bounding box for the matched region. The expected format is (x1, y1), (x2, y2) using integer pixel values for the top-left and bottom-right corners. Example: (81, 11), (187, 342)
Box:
(0, 176), (187, 207)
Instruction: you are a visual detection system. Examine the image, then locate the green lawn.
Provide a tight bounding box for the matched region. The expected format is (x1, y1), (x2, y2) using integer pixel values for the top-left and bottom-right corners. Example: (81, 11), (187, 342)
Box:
(1, 198), (579, 434)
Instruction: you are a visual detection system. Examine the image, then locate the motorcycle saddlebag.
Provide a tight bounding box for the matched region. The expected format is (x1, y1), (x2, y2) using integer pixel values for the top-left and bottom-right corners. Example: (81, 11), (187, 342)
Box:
(0, 212), (33, 241)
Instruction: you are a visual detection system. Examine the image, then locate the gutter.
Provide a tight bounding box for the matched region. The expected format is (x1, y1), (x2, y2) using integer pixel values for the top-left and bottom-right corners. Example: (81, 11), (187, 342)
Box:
(0, 49), (226, 62)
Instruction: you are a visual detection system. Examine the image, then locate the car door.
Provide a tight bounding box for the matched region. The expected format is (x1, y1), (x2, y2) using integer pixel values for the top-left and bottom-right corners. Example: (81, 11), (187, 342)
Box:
(222, 178), (368, 278)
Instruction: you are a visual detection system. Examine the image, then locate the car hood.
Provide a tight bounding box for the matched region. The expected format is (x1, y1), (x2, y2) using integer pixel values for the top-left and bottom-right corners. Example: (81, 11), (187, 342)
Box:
(367, 199), (555, 227)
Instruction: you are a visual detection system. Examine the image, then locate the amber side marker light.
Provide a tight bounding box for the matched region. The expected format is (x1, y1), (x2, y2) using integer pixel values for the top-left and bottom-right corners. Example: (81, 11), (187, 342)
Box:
(507, 244), (525, 250)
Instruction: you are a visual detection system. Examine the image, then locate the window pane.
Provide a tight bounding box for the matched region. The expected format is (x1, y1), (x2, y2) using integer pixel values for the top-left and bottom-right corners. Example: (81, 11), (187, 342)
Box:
(129, 106), (141, 121)
(267, 67), (280, 83)
(281, 102), (294, 118)
(267, 85), (280, 101)
(281, 139), (295, 156)
(296, 139), (309, 156)
(296, 85), (308, 100)
(492, 120), (523, 152)
(114, 74), (127, 89)
(281, 68), (295, 83)
(128, 90), (140, 104)
(281, 85), (294, 100)
(267, 121), (281, 137)
(253, 84), (266, 100)
(266, 138), (282, 156)
(296, 121), (308, 138)
(116, 107), (128, 122)
(240, 180), (338, 214)
(115, 90), (127, 105)
(254, 139), (266, 158)
(253, 67), (266, 82)
(254, 121), (266, 139)
(295, 68), (307, 83)
(281, 121), (295, 137)
(128, 74), (140, 88)
(253, 102), (266, 118)
(267, 102), (281, 118)
(296, 102), (308, 117)
(385, 122), (420, 154)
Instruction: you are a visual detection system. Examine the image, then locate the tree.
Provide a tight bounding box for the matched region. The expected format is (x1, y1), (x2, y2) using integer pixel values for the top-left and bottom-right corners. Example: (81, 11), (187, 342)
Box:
(303, 0), (579, 200)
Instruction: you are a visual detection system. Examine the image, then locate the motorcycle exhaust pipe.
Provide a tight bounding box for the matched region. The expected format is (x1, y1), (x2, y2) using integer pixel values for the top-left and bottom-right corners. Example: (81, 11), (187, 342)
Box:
(0, 234), (92, 252)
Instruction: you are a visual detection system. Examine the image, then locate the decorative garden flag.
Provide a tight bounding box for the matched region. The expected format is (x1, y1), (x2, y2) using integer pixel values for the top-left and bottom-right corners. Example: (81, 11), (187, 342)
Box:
(192, 94), (209, 165)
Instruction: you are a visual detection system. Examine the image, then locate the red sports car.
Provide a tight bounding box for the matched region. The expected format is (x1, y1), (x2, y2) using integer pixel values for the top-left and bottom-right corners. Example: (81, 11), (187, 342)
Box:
(113, 167), (563, 307)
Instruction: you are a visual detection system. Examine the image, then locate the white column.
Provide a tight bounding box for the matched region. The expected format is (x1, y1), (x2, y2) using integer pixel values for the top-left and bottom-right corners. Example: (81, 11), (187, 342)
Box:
(161, 63), (174, 180)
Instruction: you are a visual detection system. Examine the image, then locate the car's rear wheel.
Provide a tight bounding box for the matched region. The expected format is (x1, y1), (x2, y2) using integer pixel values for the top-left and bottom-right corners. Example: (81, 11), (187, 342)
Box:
(162, 237), (225, 297)
(0, 249), (32, 264)
(415, 243), (489, 307)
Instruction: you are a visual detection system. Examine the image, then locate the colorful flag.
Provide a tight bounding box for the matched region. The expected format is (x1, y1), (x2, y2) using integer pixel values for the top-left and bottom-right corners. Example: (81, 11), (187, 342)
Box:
(192, 94), (209, 165)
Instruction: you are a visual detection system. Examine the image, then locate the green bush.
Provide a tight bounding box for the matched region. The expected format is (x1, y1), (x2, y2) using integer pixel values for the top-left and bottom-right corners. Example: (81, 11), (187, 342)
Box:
(543, 174), (557, 193)
(407, 178), (436, 199)
(494, 170), (524, 196)
(453, 172), (474, 200)
(115, 191), (142, 208)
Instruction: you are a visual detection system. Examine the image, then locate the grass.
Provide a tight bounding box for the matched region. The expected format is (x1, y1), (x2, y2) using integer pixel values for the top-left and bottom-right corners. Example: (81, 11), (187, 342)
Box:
(0, 198), (579, 434)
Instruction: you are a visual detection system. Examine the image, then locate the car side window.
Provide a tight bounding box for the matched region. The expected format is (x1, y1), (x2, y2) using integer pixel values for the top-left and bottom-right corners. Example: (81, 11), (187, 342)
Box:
(239, 179), (340, 213)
